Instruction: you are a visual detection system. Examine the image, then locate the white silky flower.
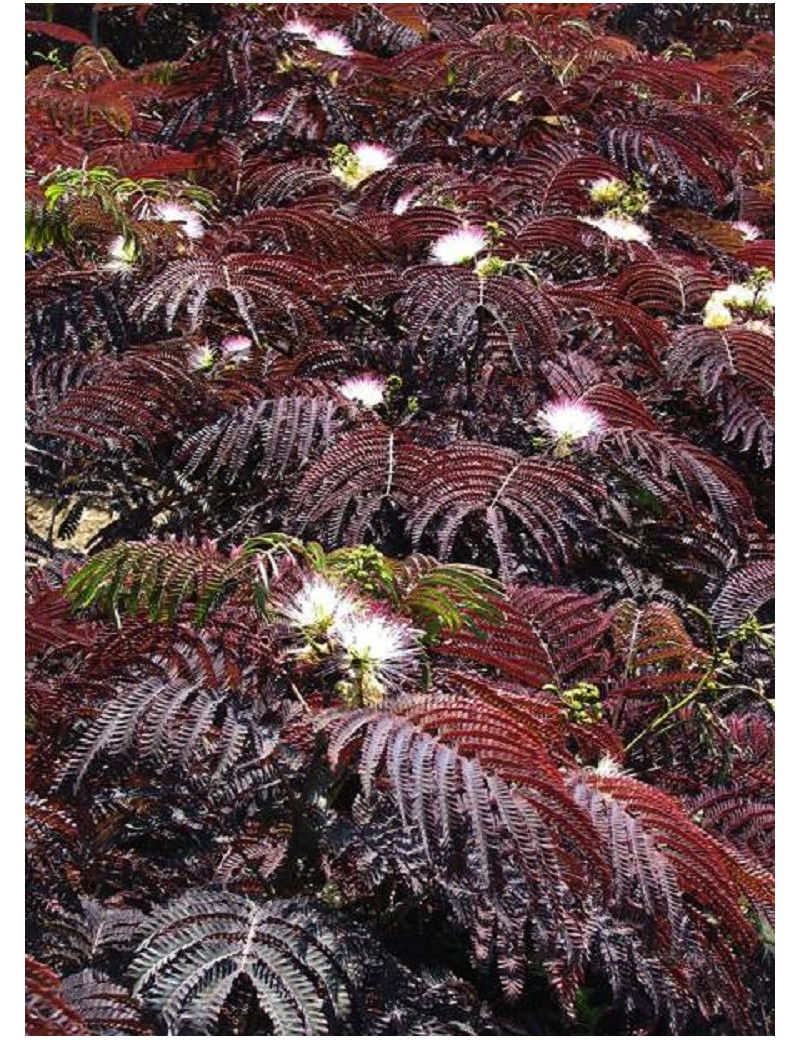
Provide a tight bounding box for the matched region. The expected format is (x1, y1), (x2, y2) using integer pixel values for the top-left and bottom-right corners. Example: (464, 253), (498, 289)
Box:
(703, 298), (733, 329)
(744, 319), (775, 337)
(537, 400), (605, 442)
(282, 576), (358, 635)
(312, 30), (353, 56)
(704, 280), (775, 326)
(351, 143), (395, 176)
(430, 226), (487, 265)
(339, 374), (386, 408)
(153, 201), (205, 240)
(578, 214), (651, 245)
(330, 142), (395, 188)
(332, 611), (420, 688)
(718, 284), (755, 309)
(758, 280), (775, 309)
(283, 17), (317, 38)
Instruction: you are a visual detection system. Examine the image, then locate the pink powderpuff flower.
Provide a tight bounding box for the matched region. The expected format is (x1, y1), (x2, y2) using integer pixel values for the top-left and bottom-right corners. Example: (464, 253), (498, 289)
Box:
(732, 221), (761, 241)
(283, 17), (317, 38)
(188, 344), (215, 372)
(312, 29), (353, 56)
(537, 399), (605, 442)
(251, 107), (282, 124)
(339, 374), (386, 408)
(351, 143), (396, 176)
(430, 226), (487, 265)
(221, 335), (252, 365)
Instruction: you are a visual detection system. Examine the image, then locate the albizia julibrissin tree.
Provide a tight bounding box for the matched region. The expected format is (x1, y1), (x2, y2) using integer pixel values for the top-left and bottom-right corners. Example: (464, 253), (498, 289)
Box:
(25, 3), (774, 1035)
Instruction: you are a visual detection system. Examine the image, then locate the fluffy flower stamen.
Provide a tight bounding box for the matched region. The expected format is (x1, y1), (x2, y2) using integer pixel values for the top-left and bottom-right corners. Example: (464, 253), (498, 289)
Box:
(339, 374), (386, 408)
(332, 612), (420, 699)
(283, 17), (317, 38)
(352, 143), (395, 175)
(330, 143), (395, 188)
(221, 335), (252, 364)
(282, 576), (358, 637)
(188, 344), (215, 372)
(703, 279), (775, 328)
(430, 226), (487, 265)
(579, 214), (651, 245)
(732, 221), (761, 241)
(104, 234), (137, 273)
(312, 30), (353, 56)
(588, 177), (627, 207)
(537, 400), (605, 443)
(393, 191), (417, 215)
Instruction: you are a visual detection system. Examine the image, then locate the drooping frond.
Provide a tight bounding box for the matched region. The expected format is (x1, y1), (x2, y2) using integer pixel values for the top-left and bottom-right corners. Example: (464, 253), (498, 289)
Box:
(25, 792), (79, 888)
(569, 770), (770, 1034)
(132, 252), (327, 341)
(66, 539), (230, 622)
(604, 597), (711, 742)
(686, 770), (774, 871)
(30, 346), (202, 456)
(598, 104), (743, 209)
(241, 158), (340, 209)
(712, 558), (775, 634)
(576, 771), (774, 934)
(57, 670), (258, 790)
(433, 585), (610, 691)
(493, 143), (625, 217)
(131, 891), (377, 1034)
(320, 699), (597, 992)
(291, 426), (432, 545)
(666, 327), (774, 464)
(546, 285), (670, 369)
(60, 971), (147, 1036)
(40, 897), (143, 972)
(667, 327), (774, 394)
(717, 381), (775, 466)
(408, 444), (602, 579)
(611, 599), (702, 679)
(599, 429), (756, 534)
(389, 555), (504, 638)
(26, 261), (130, 359)
(209, 206), (386, 263)
(179, 394), (344, 486)
(616, 260), (719, 315)
(66, 533), (306, 622)
(26, 584), (95, 660)
(508, 585), (611, 687)
(401, 266), (559, 374)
